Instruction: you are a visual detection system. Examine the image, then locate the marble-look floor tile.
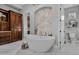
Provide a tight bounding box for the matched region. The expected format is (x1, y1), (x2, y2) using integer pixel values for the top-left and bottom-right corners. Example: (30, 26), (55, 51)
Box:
(16, 45), (59, 55)
(16, 43), (79, 55)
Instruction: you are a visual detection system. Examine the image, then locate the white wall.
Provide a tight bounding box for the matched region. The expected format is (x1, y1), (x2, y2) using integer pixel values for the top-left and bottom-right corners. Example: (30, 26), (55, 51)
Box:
(22, 4), (61, 46)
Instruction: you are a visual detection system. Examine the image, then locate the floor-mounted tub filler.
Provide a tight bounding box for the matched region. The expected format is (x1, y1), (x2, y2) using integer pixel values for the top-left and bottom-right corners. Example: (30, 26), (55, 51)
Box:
(0, 41), (22, 55)
(26, 35), (55, 52)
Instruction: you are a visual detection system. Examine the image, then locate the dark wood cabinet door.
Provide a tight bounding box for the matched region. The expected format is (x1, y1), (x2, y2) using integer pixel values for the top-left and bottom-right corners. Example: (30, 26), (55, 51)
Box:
(17, 14), (22, 40)
(0, 22), (2, 31)
(11, 31), (19, 42)
(9, 11), (22, 41)
(9, 11), (17, 30)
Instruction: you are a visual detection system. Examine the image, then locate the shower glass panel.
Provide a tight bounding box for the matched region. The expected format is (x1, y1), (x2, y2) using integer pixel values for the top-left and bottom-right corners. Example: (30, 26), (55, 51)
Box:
(64, 5), (79, 44)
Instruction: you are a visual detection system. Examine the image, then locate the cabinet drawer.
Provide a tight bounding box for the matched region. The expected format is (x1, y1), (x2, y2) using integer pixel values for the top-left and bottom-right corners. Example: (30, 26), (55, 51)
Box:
(0, 31), (11, 45)
(0, 36), (10, 44)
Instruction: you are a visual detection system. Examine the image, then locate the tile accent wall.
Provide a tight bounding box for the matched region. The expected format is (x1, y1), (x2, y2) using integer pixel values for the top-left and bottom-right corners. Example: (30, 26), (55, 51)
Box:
(35, 7), (53, 36)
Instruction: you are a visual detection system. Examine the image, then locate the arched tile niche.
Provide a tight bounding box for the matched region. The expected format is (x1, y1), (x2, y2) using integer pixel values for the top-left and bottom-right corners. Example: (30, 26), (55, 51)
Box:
(34, 7), (53, 36)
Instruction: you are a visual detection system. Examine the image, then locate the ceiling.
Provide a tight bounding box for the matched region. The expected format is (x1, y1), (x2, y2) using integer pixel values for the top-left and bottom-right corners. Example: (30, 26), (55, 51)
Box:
(7, 4), (25, 10)
(7, 4), (79, 10)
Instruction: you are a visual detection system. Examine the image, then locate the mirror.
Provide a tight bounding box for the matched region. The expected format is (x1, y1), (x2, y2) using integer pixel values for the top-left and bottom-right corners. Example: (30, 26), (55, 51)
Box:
(0, 9), (9, 31)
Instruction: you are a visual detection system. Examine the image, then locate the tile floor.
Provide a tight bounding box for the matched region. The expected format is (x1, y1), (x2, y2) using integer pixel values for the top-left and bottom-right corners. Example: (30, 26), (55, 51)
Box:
(16, 46), (59, 55)
(16, 42), (79, 55)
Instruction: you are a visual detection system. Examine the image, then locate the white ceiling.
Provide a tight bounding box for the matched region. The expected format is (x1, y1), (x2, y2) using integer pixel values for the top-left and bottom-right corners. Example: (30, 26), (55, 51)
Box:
(10, 4), (24, 9)
(7, 4), (79, 10)
(7, 4), (25, 10)
(63, 4), (79, 8)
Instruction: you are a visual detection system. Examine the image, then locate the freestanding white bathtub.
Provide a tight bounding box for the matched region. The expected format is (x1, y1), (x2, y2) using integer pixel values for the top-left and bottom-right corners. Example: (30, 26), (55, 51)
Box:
(26, 35), (55, 52)
(0, 41), (22, 55)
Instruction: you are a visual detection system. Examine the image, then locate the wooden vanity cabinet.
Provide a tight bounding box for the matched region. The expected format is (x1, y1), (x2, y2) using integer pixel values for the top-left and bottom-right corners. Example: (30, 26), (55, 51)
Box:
(9, 10), (22, 42)
(0, 8), (22, 45)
